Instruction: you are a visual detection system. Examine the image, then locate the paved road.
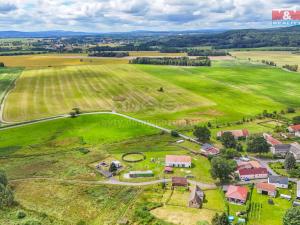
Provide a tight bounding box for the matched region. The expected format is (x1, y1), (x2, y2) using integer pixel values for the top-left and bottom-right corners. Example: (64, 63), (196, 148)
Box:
(10, 177), (216, 189)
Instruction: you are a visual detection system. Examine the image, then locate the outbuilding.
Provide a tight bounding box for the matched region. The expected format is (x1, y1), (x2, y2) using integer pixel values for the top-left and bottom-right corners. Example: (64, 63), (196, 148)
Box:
(165, 155), (192, 168)
(172, 177), (188, 188)
(256, 182), (276, 197)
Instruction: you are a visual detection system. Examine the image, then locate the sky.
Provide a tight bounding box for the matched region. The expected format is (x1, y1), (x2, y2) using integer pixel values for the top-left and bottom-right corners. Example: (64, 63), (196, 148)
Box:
(0, 0), (299, 32)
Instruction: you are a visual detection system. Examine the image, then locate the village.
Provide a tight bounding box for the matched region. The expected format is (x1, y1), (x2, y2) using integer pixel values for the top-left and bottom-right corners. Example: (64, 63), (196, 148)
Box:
(93, 113), (300, 224)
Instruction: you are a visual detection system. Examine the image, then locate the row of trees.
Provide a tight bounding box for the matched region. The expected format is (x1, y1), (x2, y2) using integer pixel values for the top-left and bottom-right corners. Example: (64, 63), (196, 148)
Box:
(129, 57), (211, 66)
(88, 51), (129, 58)
(187, 49), (227, 56)
(283, 64), (299, 72)
(89, 44), (152, 52)
(261, 60), (276, 66)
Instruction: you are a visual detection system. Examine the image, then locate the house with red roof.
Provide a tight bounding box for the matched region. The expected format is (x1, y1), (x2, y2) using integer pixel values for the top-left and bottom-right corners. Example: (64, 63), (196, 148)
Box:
(165, 155), (192, 168)
(225, 185), (248, 204)
(288, 124), (300, 137)
(217, 129), (249, 140)
(238, 167), (268, 180)
(263, 133), (282, 146)
(256, 182), (276, 197)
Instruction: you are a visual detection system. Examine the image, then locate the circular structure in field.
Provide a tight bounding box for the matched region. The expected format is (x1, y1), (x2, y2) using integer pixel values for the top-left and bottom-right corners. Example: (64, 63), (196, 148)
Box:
(122, 152), (146, 163)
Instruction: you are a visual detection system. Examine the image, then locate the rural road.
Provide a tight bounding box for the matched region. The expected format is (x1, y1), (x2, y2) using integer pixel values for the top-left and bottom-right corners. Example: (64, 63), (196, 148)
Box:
(0, 111), (201, 144)
(10, 177), (217, 189)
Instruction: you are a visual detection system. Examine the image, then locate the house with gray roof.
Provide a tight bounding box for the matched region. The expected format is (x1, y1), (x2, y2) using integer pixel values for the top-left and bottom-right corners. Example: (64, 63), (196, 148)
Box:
(268, 175), (289, 189)
(270, 144), (291, 156)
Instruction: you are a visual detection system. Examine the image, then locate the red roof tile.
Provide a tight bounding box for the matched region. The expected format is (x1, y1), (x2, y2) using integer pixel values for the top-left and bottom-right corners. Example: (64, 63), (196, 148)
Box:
(225, 185), (248, 201)
(263, 133), (282, 146)
(238, 167), (268, 176)
(256, 182), (276, 192)
(289, 124), (300, 132)
(218, 129), (249, 138)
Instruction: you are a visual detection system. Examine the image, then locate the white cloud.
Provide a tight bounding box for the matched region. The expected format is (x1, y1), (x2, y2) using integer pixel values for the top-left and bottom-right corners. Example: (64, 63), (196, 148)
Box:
(0, 0), (299, 31)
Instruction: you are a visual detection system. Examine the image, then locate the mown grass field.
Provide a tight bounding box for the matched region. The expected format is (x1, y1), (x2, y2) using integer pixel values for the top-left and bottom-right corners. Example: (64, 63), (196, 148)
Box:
(3, 64), (211, 122)
(4, 62), (300, 123)
(231, 51), (300, 71)
(0, 67), (22, 104)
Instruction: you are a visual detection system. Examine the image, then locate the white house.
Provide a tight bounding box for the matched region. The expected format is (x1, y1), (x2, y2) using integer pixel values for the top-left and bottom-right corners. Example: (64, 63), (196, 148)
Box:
(288, 124), (300, 137)
(268, 176), (289, 189)
(165, 155), (192, 168)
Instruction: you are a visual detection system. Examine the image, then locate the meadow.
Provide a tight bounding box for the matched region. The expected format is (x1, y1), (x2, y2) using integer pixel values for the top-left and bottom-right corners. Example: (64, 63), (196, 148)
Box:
(3, 61), (300, 124)
(231, 51), (300, 71)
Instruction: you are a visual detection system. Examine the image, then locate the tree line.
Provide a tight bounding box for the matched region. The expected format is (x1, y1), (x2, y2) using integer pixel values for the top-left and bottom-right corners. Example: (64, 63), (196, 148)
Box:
(187, 49), (227, 56)
(88, 51), (129, 57)
(129, 57), (211, 66)
(283, 64), (298, 72)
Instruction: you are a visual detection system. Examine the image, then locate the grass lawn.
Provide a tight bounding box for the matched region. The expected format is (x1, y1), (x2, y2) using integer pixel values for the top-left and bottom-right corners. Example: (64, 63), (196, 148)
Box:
(248, 188), (293, 225)
(108, 135), (213, 183)
(231, 51), (300, 71)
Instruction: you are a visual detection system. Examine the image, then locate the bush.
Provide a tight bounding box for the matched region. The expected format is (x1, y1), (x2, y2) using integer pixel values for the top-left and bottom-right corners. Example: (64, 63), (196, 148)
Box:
(76, 220), (87, 225)
(76, 147), (90, 154)
(0, 62), (4, 67)
(287, 107), (295, 113)
(17, 210), (26, 219)
(171, 130), (179, 137)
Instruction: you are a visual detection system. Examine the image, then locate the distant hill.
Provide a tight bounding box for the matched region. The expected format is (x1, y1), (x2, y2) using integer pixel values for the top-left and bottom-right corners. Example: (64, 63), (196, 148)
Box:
(149, 26), (300, 48)
(0, 30), (99, 38)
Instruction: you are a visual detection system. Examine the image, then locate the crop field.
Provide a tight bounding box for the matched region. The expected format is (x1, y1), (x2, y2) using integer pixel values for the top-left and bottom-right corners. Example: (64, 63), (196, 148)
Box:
(0, 67), (22, 104)
(4, 62), (300, 123)
(0, 54), (129, 68)
(231, 51), (300, 71)
(3, 64), (211, 122)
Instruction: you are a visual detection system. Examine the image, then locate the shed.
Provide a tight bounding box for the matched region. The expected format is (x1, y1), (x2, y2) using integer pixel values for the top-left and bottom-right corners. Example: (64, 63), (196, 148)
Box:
(280, 194), (291, 200)
(188, 185), (204, 208)
(164, 166), (173, 174)
(129, 170), (154, 178)
(256, 182), (276, 197)
(172, 177), (188, 187)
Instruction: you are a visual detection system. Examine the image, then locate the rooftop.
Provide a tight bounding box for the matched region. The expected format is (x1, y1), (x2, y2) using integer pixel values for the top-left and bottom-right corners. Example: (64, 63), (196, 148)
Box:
(263, 133), (282, 146)
(225, 185), (248, 201)
(268, 175), (289, 185)
(289, 124), (300, 132)
(238, 167), (268, 176)
(256, 182), (276, 192)
(166, 155), (192, 163)
(218, 129), (249, 138)
(172, 177), (188, 186)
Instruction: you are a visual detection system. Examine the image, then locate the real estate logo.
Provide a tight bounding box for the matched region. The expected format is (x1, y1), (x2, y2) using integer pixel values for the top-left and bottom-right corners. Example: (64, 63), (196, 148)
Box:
(272, 9), (300, 26)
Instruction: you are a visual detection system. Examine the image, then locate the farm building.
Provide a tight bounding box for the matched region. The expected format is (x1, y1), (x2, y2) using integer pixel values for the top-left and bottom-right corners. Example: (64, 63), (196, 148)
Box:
(238, 167), (268, 180)
(256, 182), (276, 197)
(201, 143), (220, 156)
(188, 185), (204, 208)
(217, 129), (249, 140)
(263, 133), (282, 146)
(297, 181), (300, 199)
(165, 155), (192, 168)
(270, 144), (291, 156)
(129, 170), (154, 178)
(289, 142), (300, 160)
(225, 185), (248, 204)
(288, 124), (300, 137)
(111, 160), (121, 168)
(172, 177), (188, 188)
(268, 176), (289, 189)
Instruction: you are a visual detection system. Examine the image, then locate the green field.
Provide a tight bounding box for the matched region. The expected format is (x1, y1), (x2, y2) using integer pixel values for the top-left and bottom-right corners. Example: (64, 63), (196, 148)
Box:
(3, 62), (300, 124)
(231, 51), (300, 71)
